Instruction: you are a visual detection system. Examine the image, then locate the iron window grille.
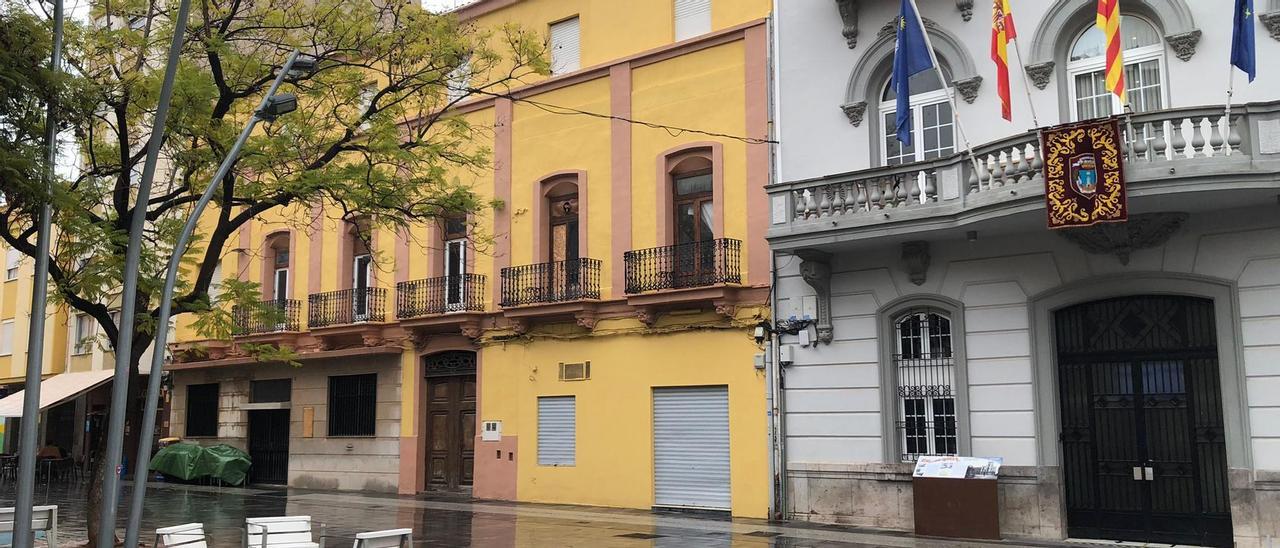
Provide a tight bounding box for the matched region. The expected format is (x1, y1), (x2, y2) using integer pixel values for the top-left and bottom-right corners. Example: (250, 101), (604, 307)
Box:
(894, 309), (958, 462)
(328, 373), (377, 437)
(185, 383), (220, 437)
(624, 238), (741, 294)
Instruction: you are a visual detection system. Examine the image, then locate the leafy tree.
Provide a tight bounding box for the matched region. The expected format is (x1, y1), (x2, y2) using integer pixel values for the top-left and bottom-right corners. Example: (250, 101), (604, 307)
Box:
(0, 0), (546, 543)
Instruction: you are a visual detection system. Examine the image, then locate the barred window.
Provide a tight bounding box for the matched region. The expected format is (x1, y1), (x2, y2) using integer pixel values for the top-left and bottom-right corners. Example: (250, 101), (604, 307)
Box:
(328, 373), (377, 436)
(894, 310), (957, 462)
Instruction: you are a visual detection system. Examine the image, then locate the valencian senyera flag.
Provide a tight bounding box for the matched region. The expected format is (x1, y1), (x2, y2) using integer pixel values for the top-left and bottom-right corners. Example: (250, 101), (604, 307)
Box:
(1232, 0), (1256, 81)
(1041, 118), (1128, 229)
(891, 0), (935, 145)
(1096, 0), (1125, 102)
(990, 0), (1016, 120)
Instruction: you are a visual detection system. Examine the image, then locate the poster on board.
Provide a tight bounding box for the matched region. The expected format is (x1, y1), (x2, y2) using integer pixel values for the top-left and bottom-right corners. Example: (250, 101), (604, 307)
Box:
(912, 456), (1003, 480)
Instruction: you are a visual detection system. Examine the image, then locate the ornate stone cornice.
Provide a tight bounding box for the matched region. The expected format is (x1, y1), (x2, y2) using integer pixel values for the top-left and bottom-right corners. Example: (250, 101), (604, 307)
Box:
(953, 76), (982, 103)
(1057, 212), (1190, 265)
(840, 101), (867, 127)
(1024, 61), (1053, 90)
(956, 0), (974, 22)
(1164, 30), (1201, 62)
(1261, 11), (1280, 42)
(900, 241), (931, 286)
(834, 0), (859, 49)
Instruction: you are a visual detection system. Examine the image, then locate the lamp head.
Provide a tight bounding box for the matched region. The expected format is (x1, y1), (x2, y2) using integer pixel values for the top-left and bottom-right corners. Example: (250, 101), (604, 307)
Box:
(286, 55), (319, 81)
(259, 93), (298, 121)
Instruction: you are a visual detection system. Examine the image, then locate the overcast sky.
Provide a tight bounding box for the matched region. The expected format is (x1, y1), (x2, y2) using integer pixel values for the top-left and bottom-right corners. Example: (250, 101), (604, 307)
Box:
(422, 0), (476, 13)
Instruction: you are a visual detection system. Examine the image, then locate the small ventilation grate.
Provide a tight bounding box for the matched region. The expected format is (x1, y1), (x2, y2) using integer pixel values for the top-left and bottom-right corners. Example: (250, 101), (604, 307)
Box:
(559, 361), (591, 381)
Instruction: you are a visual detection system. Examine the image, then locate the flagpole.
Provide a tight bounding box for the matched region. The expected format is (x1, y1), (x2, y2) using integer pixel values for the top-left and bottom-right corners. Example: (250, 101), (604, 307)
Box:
(1009, 36), (1040, 128)
(1224, 66), (1235, 156)
(908, 0), (984, 182)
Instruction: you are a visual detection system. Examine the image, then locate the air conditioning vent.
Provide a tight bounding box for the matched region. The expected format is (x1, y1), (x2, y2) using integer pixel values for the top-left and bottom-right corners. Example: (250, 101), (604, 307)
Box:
(558, 361), (590, 381)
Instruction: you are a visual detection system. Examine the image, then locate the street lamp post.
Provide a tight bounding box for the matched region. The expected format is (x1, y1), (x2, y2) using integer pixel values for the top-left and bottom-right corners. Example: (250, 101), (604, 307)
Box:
(120, 50), (314, 548)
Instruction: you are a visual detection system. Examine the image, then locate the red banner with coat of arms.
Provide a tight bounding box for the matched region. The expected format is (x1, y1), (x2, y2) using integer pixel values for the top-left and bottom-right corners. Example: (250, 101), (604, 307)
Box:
(1041, 118), (1127, 229)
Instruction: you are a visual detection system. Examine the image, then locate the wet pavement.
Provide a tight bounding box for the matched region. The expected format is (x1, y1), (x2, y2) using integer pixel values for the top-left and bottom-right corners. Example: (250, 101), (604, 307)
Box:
(1, 480), (1092, 547)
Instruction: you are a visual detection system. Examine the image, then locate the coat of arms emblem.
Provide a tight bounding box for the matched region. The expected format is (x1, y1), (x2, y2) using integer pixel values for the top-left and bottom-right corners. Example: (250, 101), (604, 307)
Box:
(1071, 153), (1098, 196)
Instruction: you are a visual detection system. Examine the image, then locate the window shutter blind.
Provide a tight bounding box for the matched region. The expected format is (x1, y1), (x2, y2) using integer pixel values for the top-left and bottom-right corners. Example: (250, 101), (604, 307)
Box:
(537, 396), (576, 465)
(674, 0), (711, 41)
(0, 322), (12, 355)
(549, 17), (580, 75)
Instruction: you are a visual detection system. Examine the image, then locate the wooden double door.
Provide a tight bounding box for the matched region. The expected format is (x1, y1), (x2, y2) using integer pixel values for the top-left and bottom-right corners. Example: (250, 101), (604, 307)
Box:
(424, 351), (477, 491)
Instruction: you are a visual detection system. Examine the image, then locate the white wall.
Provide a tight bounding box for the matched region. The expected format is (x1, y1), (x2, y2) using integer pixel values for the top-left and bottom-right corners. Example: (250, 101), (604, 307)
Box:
(775, 0), (1280, 183)
(777, 205), (1280, 470)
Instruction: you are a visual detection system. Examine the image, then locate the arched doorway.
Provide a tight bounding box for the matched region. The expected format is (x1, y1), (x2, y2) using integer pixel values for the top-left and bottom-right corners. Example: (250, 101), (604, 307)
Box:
(423, 350), (477, 491)
(1054, 295), (1231, 546)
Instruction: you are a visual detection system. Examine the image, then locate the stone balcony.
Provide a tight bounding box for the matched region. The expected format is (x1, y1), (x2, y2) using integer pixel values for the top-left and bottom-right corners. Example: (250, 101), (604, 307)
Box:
(767, 101), (1280, 252)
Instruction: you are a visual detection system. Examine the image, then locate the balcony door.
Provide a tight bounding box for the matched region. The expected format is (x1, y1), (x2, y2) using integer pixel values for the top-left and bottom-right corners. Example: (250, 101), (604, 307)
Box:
(353, 253), (372, 321)
(673, 171), (715, 288)
(273, 267), (289, 330)
(549, 194), (580, 299)
(444, 239), (467, 311)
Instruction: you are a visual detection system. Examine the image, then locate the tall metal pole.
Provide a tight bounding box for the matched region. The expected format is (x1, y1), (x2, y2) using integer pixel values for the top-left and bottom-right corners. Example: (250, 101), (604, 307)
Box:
(97, 0), (194, 543)
(121, 50), (300, 548)
(14, 0), (63, 545)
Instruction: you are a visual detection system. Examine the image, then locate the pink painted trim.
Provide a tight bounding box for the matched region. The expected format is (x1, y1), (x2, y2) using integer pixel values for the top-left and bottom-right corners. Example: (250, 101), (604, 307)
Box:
(609, 64), (632, 297)
(308, 206), (324, 294)
(398, 435), (418, 495)
(491, 99), (514, 306)
(339, 222), (353, 290)
(531, 170), (588, 264)
(744, 24), (771, 287)
(655, 142), (725, 246)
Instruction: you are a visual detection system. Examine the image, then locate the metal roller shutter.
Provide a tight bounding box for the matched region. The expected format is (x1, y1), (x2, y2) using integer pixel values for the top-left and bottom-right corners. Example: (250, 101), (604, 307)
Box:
(653, 386), (730, 510)
(673, 0), (711, 41)
(549, 17), (580, 75)
(537, 396), (576, 466)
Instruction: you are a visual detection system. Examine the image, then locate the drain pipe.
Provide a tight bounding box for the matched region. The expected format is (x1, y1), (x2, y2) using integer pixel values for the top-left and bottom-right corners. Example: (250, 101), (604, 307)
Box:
(765, 1), (788, 522)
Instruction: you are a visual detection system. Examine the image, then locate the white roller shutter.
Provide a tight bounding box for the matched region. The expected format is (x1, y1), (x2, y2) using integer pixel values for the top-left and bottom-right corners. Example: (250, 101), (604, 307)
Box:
(653, 386), (730, 510)
(549, 17), (580, 75)
(537, 396), (576, 466)
(674, 0), (711, 41)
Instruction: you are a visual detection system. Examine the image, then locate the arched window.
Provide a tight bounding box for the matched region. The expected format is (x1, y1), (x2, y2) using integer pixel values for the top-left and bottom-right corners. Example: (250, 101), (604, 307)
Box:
(893, 309), (958, 461)
(878, 67), (954, 166)
(265, 233), (290, 302)
(1067, 16), (1165, 120)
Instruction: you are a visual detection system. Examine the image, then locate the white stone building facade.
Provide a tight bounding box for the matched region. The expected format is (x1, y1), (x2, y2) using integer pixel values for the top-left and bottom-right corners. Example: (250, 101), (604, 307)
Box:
(769, 1), (1280, 546)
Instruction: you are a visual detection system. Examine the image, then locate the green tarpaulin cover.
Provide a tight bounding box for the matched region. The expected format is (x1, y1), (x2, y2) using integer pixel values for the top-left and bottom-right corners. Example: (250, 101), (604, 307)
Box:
(149, 443), (252, 485)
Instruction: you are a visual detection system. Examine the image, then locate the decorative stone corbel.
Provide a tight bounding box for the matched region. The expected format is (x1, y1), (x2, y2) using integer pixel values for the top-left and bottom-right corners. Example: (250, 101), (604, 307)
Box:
(1025, 61), (1054, 90)
(508, 318), (528, 335)
(634, 307), (656, 327)
(574, 311), (598, 331)
(714, 302), (737, 319)
(956, 0), (974, 22)
(460, 322), (483, 339)
(796, 249), (833, 345)
(840, 101), (867, 127)
(361, 332), (384, 347)
(1262, 12), (1280, 41)
(1057, 212), (1189, 265)
(410, 331), (431, 350)
(1164, 30), (1201, 62)
(900, 241), (931, 286)
(834, 0), (859, 48)
(953, 76), (982, 104)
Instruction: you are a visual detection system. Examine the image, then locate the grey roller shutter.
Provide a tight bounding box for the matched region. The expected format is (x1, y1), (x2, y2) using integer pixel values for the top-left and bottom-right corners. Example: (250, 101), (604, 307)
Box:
(673, 0), (711, 41)
(537, 396), (575, 466)
(653, 386), (730, 510)
(549, 17), (580, 75)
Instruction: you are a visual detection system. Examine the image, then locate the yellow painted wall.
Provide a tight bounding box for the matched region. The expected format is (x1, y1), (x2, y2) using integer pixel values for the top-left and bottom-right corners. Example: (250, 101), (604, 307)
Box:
(0, 244), (71, 382)
(480, 327), (770, 518)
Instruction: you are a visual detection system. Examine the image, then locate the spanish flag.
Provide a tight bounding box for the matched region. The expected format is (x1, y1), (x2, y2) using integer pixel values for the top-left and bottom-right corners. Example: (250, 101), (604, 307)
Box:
(1096, 0), (1126, 103)
(990, 0), (1016, 120)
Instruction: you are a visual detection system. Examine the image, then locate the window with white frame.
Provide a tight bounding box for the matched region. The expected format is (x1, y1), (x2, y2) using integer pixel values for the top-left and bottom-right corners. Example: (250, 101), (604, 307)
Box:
(0, 320), (13, 356)
(73, 314), (95, 355)
(1067, 16), (1165, 121)
(878, 68), (955, 166)
(549, 16), (581, 75)
(674, 0), (711, 41)
(6, 248), (21, 280)
(894, 309), (957, 461)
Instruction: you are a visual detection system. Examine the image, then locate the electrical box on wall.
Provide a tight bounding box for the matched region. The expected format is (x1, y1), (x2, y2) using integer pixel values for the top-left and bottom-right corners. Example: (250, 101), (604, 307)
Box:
(481, 420), (502, 442)
(779, 345), (796, 365)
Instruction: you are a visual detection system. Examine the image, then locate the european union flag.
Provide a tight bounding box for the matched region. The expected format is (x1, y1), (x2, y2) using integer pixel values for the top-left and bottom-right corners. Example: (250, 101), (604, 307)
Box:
(891, 0), (936, 145)
(1231, 0), (1256, 81)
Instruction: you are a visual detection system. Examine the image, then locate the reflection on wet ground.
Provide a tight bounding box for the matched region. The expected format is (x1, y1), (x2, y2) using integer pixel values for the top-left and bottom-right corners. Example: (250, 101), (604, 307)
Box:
(0, 481), (1077, 547)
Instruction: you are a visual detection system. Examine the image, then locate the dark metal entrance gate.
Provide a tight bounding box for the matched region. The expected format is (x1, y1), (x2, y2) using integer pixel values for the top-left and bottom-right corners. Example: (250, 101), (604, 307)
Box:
(1055, 296), (1231, 547)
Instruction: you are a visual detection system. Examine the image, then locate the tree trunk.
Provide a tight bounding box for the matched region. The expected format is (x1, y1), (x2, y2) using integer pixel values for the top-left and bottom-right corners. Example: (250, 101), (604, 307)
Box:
(83, 364), (145, 548)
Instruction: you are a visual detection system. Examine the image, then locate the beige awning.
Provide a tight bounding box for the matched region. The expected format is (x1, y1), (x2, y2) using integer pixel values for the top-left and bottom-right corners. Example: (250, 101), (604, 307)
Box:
(0, 370), (115, 418)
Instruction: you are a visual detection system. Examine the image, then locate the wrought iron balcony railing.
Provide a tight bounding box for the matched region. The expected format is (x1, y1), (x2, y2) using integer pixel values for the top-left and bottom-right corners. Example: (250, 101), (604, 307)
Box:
(308, 287), (387, 328)
(396, 274), (487, 318)
(624, 238), (742, 294)
(500, 258), (601, 307)
(769, 101), (1279, 244)
(232, 299), (302, 335)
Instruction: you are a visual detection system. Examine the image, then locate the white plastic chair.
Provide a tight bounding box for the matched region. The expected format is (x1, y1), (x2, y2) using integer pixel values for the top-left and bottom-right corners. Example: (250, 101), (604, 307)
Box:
(352, 528), (411, 548)
(155, 522), (210, 547)
(243, 515), (324, 548)
(0, 505), (59, 548)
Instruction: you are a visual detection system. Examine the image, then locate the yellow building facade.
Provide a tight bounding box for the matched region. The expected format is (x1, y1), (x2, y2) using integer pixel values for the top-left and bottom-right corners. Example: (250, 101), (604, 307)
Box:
(167, 0), (774, 517)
